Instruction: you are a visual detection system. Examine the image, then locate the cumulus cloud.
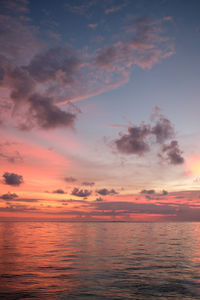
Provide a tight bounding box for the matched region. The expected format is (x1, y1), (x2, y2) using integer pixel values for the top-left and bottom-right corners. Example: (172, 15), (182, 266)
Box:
(114, 110), (184, 165)
(65, 176), (77, 182)
(3, 172), (23, 186)
(151, 116), (174, 143)
(115, 124), (151, 155)
(71, 187), (92, 198)
(161, 140), (184, 165)
(96, 188), (118, 196)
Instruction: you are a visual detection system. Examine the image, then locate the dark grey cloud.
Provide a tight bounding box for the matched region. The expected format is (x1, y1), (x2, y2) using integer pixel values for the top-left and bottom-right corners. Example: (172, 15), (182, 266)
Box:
(0, 192), (18, 200)
(162, 140), (184, 165)
(151, 116), (174, 143)
(3, 172), (23, 186)
(140, 189), (168, 199)
(65, 176), (77, 183)
(28, 94), (76, 129)
(96, 188), (118, 196)
(114, 110), (184, 165)
(53, 189), (65, 194)
(71, 188), (92, 198)
(0, 53), (78, 130)
(82, 181), (95, 186)
(115, 125), (151, 155)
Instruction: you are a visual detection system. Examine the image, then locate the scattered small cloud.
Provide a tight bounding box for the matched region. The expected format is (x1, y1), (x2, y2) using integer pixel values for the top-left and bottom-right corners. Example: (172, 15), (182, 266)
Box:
(95, 197), (104, 202)
(53, 189), (65, 194)
(96, 188), (118, 196)
(161, 140), (184, 165)
(0, 192), (18, 200)
(151, 116), (175, 143)
(3, 172), (23, 186)
(71, 187), (92, 198)
(115, 124), (151, 155)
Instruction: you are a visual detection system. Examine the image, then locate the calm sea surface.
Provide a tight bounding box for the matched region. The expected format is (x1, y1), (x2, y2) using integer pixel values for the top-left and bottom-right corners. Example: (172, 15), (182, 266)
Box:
(1, 222), (200, 299)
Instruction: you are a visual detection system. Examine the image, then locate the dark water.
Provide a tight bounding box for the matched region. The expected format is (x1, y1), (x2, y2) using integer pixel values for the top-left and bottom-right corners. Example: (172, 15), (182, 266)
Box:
(1, 222), (200, 299)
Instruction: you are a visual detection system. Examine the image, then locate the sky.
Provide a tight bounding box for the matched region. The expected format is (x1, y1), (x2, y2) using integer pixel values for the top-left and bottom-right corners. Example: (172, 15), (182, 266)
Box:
(0, 0), (200, 221)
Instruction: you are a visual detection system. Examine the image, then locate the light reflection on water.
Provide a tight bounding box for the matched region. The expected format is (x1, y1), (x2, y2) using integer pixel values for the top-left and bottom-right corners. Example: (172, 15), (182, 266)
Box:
(0, 222), (200, 299)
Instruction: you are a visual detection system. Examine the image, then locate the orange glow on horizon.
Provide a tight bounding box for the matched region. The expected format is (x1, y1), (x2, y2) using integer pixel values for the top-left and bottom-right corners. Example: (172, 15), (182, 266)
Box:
(186, 155), (200, 176)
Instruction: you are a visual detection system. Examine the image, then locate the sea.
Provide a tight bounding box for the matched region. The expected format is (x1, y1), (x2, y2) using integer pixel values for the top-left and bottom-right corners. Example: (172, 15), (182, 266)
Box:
(0, 222), (200, 299)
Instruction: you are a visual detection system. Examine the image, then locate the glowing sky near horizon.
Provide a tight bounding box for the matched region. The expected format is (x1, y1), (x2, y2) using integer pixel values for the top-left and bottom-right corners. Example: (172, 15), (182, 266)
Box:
(0, 0), (200, 221)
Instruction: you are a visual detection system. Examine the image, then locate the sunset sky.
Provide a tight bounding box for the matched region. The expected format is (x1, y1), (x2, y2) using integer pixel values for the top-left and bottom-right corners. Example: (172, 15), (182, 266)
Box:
(1, 0), (200, 221)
